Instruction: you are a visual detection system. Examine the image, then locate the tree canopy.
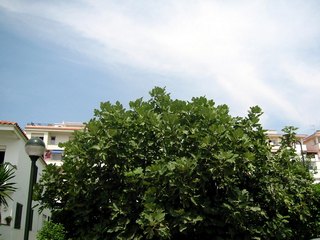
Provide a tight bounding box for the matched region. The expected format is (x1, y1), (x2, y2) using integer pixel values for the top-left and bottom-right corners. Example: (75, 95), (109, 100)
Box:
(35, 87), (320, 239)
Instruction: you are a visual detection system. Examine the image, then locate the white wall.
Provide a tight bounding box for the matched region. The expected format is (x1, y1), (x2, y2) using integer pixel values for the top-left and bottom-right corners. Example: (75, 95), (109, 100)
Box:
(0, 129), (51, 240)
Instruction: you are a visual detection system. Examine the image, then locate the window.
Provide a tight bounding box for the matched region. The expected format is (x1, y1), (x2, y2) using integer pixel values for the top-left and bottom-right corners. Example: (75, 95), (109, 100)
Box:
(270, 140), (279, 146)
(50, 150), (63, 161)
(14, 203), (23, 229)
(52, 153), (62, 161)
(309, 161), (317, 171)
(31, 134), (44, 140)
(0, 151), (5, 165)
(0, 145), (5, 164)
(42, 214), (48, 226)
(50, 136), (56, 145)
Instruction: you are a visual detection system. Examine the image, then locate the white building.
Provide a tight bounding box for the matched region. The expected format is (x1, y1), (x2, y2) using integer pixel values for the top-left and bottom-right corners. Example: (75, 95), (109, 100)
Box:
(303, 131), (320, 183)
(267, 130), (307, 154)
(0, 121), (51, 240)
(266, 130), (320, 182)
(25, 122), (84, 166)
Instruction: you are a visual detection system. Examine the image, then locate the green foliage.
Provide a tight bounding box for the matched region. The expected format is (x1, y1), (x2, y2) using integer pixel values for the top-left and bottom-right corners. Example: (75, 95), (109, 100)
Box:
(35, 87), (320, 239)
(0, 163), (16, 207)
(37, 221), (66, 240)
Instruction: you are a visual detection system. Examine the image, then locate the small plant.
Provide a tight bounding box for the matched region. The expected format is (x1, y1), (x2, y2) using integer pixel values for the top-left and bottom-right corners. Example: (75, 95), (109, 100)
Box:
(4, 216), (12, 225)
(37, 221), (66, 240)
(0, 163), (17, 207)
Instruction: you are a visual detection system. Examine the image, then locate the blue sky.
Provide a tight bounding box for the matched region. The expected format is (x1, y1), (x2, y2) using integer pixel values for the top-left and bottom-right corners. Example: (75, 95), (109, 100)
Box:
(1, 0), (320, 133)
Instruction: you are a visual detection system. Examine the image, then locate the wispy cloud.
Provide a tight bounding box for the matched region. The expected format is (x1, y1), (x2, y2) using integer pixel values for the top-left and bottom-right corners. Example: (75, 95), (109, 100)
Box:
(1, 0), (320, 131)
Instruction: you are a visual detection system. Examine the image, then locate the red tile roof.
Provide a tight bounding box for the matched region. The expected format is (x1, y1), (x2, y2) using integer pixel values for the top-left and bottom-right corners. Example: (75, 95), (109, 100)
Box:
(0, 120), (28, 140)
(0, 120), (47, 166)
(0, 121), (18, 125)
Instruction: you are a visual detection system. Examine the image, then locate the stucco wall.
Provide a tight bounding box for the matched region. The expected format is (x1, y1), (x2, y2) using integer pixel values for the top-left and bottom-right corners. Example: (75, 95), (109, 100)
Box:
(0, 129), (51, 240)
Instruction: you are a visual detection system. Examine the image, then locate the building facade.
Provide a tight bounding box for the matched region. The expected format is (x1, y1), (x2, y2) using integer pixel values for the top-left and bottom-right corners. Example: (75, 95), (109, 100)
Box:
(0, 121), (51, 240)
(303, 131), (320, 183)
(24, 122), (84, 166)
(267, 130), (320, 183)
(304, 131), (320, 155)
(267, 130), (307, 154)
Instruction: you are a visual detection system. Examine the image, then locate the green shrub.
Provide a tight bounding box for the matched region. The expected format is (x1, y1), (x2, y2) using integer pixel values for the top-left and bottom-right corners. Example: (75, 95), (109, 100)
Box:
(37, 221), (65, 240)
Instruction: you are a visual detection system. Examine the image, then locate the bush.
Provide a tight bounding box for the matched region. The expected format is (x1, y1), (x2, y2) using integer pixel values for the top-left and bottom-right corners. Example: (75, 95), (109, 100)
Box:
(37, 221), (65, 240)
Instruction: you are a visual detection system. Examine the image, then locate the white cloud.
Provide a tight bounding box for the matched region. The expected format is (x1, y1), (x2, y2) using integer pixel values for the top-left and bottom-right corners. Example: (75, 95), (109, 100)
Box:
(1, 0), (320, 131)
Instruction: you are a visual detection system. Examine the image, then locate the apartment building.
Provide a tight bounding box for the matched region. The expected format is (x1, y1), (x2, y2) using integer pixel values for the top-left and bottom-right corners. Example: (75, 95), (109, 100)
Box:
(267, 130), (307, 153)
(304, 131), (320, 155)
(267, 130), (320, 183)
(0, 121), (51, 240)
(303, 131), (320, 183)
(24, 122), (84, 166)
(267, 130), (283, 153)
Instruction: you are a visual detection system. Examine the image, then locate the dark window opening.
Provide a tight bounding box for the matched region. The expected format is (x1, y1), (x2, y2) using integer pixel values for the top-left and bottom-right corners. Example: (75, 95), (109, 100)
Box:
(50, 136), (56, 144)
(14, 203), (23, 229)
(0, 151), (5, 164)
(31, 134), (44, 141)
